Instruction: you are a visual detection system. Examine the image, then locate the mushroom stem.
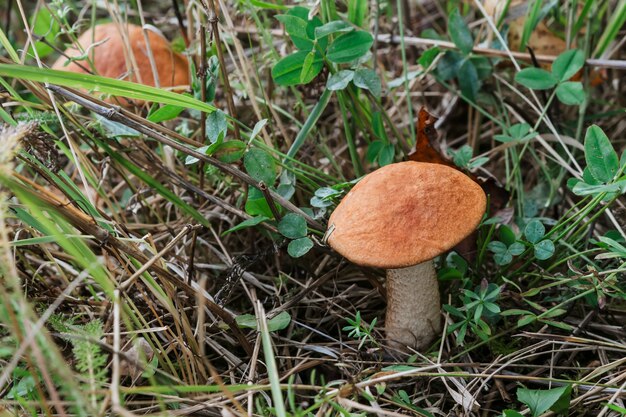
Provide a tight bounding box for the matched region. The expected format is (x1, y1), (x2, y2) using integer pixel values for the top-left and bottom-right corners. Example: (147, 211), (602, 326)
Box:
(385, 261), (442, 350)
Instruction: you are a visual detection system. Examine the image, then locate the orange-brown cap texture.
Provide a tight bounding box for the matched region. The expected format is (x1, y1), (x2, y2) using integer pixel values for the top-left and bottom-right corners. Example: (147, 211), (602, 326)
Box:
(52, 23), (189, 90)
(327, 161), (486, 269)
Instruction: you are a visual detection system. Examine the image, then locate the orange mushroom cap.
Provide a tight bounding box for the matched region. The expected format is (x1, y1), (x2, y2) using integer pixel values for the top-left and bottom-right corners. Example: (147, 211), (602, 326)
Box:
(326, 161), (487, 269)
(52, 22), (190, 91)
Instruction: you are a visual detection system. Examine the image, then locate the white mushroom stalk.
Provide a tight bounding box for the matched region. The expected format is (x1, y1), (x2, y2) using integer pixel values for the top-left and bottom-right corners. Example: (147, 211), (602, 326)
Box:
(385, 262), (442, 350)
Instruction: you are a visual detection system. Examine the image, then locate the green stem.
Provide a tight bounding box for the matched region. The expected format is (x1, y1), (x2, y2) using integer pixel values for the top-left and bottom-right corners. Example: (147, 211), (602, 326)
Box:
(285, 88), (333, 161)
(395, 0), (415, 146)
(337, 90), (363, 176)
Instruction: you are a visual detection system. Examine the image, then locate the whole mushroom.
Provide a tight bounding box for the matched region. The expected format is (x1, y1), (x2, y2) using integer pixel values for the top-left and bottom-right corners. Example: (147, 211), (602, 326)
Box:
(326, 161), (486, 350)
(52, 22), (190, 104)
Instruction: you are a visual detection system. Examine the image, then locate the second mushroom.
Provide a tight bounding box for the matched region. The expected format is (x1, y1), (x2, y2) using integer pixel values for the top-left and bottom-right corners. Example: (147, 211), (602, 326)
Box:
(326, 161), (486, 350)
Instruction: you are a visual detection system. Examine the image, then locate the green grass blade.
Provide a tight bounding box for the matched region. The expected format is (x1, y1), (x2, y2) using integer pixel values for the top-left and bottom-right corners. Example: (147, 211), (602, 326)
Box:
(0, 27), (20, 63)
(285, 88), (332, 160)
(520, 0), (543, 51)
(0, 64), (216, 113)
(592, 0), (626, 57)
(5, 177), (115, 297)
(258, 303), (287, 417)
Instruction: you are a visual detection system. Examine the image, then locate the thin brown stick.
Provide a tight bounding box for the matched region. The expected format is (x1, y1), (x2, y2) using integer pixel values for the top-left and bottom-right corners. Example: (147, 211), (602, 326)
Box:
(199, 25), (208, 192)
(259, 181), (282, 221)
(187, 226), (200, 285)
(60, 86), (203, 147)
(203, 0), (241, 139)
(47, 85), (325, 231)
(233, 28), (626, 70)
(119, 224), (201, 290)
(123, 146), (279, 233)
(171, 0), (190, 47)
(267, 266), (339, 317)
(377, 34), (626, 70)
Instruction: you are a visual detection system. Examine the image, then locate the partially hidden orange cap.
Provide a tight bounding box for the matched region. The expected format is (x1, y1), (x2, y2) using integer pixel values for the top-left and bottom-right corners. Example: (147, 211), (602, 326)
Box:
(52, 23), (189, 95)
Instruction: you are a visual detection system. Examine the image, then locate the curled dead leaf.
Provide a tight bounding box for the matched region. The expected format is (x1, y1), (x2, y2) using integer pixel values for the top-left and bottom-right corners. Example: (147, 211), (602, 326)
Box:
(408, 107), (509, 260)
(119, 337), (154, 381)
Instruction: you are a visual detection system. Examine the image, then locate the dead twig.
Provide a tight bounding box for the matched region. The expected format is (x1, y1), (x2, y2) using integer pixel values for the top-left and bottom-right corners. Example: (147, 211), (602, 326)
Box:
(46, 85), (325, 231)
(202, 0), (241, 140)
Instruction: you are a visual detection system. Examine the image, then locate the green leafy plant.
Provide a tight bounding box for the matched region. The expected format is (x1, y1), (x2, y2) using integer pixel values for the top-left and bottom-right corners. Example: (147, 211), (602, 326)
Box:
(50, 318), (107, 408)
(523, 219), (555, 260)
(310, 186), (342, 209)
(243, 147), (280, 218)
(192, 55), (220, 104)
(438, 252), (469, 281)
(429, 9), (492, 102)
(271, 6), (378, 96)
(515, 49), (586, 106)
(503, 385), (572, 417)
(326, 67), (381, 97)
(444, 282), (501, 344)
(448, 144), (489, 170)
(29, 6), (62, 58)
(342, 311), (378, 349)
(494, 123), (538, 143)
(365, 112), (395, 166)
(146, 103), (185, 124)
(502, 298), (571, 331)
(186, 119), (265, 167)
(278, 213), (313, 257)
(487, 219), (555, 266)
(5, 367), (38, 402)
(236, 311), (292, 332)
(391, 390), (435, 416)
(568, 125), (626, 198)
(487, 225), (525, 266)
